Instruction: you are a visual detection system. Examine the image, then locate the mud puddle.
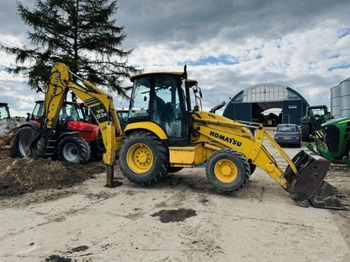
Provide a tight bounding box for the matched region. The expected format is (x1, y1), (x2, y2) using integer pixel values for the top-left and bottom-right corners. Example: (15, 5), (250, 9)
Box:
(151, 208), (197, 223)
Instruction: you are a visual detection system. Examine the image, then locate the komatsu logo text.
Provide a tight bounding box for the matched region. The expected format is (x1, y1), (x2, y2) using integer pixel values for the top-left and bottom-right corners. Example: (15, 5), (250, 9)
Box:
(209, 131), (242, 146)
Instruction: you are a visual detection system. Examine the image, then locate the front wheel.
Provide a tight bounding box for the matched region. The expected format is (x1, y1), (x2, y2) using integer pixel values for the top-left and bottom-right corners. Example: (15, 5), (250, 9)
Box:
(301, 124), (311, 142)
(58, 136), (91, 164)
(206, 149), (250, 192)
(119, 131), (168, 185)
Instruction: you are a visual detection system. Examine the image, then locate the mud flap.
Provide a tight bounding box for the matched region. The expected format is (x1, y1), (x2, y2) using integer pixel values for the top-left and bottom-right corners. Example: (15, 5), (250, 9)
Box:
(285, 150), (344, 209)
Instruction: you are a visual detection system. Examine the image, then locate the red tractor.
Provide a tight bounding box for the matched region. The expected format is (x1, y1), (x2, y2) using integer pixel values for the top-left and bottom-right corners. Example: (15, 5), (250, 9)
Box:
(12, 101), (104, 163)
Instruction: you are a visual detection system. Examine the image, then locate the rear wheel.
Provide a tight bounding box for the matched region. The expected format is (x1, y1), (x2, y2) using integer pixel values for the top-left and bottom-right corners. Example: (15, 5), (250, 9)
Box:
(119, 131), (168, 185)
(301, 124), (311, 142)
(206, 149), (250, 192)
(58, 136), (91, 163)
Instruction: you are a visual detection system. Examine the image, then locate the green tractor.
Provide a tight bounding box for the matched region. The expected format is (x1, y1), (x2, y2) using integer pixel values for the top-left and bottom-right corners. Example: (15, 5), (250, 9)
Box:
(301, 105), (332, 142)
(307, 116), (350, 167)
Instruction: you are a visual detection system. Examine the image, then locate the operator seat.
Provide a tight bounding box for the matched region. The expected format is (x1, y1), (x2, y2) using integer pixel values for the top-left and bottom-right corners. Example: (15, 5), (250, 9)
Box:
(153, 95), (166, 127)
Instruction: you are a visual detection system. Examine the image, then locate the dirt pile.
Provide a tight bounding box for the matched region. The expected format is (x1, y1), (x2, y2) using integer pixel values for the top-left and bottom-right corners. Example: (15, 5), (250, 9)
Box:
(0, 127), (107, 197)
(0, 157), (106, 197)
(0, 126), (18, 158)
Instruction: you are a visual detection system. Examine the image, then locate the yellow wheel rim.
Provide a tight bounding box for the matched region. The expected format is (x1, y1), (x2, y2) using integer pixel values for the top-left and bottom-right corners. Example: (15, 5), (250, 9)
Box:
(127, 143), (154, 174)
(214, 159), (238, 183)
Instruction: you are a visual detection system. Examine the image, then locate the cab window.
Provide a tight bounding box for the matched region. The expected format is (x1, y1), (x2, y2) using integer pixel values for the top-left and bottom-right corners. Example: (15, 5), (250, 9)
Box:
(32, 102), (44, 120)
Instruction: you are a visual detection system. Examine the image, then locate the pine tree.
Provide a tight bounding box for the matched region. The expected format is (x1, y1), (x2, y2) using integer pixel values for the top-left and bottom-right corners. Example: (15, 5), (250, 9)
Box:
(1, 0), (138, 95)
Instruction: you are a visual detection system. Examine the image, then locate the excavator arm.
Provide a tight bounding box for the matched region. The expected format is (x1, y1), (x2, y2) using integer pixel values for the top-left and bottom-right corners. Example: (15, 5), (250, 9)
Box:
(41, 63), (124, 185)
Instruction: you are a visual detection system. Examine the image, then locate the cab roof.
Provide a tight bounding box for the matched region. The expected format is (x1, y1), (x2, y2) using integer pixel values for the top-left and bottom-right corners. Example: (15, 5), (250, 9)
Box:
(130, 72), (184, 81)
(188, 79), (198, 84)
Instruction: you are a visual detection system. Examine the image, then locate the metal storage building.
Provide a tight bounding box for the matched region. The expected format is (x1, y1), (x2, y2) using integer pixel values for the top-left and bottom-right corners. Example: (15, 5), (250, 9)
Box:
(223, 83), (309, 126)
(331, 77), (350, 118)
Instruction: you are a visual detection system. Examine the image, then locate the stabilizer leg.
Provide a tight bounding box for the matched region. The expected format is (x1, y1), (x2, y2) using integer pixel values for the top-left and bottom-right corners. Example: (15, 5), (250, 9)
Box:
(105, 165), (122, 188)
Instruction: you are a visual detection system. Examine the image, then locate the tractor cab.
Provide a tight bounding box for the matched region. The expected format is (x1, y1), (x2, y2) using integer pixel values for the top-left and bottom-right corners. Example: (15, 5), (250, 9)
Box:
(30, 101), (87, 124)
(306, 105), (329, 128)
(301, 105), (333, 141)
(128, 71), (196, 146)
(0, 103), (10, 120)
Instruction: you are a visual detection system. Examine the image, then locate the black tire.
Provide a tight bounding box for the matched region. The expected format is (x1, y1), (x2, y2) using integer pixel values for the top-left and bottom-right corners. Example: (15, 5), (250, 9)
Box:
(301, 124), (311, 142)
(206, 148), (250, 192)
(58, 136), (91, 164)
(12, 127), (37, 158)
(168, 167), (183, 173)
(119, 131), (168, 185)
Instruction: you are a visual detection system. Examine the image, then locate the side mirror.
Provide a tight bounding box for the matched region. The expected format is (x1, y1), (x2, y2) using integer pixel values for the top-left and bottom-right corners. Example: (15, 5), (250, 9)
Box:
(26, 113), (31, 122)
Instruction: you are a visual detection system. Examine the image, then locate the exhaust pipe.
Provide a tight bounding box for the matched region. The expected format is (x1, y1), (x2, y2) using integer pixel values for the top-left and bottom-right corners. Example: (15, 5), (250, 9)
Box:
(285, 151), (344, 210)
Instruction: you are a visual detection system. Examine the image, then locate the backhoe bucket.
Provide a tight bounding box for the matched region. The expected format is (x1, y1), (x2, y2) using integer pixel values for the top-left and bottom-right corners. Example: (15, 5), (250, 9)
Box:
(285, 150), (344, 209)
(18, 127), (40, 156)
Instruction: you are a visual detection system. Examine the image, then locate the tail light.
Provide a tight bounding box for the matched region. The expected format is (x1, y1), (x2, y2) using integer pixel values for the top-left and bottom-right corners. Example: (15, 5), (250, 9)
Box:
(297, 132), (301, 138)
(274, 131), (278, 137)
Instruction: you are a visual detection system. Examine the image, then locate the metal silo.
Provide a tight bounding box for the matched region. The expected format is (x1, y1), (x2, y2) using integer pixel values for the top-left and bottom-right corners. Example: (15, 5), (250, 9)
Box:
(340, 77), (350, 117)
(331, 83), (341, 118)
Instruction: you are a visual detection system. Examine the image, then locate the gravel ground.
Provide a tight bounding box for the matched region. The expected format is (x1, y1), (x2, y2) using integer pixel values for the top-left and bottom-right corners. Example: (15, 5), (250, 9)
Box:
(0, 139), (349, 262)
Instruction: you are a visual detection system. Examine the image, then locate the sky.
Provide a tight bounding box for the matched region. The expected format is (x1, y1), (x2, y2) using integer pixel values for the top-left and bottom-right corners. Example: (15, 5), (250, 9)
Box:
(0, 0), (350, 116)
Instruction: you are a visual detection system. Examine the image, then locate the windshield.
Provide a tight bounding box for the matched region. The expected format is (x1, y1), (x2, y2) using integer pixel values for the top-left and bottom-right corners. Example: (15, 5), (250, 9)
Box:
(31, 102), (86, 122)
(59, 104), (82, 121)
(32, 102), (44, 120)
(129, 74), (185, 138)
(310, 108), (326, 116)
(129, 75), (182, 119)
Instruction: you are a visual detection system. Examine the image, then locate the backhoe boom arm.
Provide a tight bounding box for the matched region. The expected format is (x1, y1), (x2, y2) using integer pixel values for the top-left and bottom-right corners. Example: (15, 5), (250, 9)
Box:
(43, 63), (124, 184)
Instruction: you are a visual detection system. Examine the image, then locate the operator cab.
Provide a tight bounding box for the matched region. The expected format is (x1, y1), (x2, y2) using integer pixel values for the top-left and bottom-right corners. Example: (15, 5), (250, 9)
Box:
(30, 100), (88, 123)
(128, 71), (196, 146)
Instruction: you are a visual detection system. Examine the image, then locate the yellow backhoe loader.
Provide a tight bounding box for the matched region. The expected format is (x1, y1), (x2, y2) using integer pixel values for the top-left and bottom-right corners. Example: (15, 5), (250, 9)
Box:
(16, 62), (342, 209)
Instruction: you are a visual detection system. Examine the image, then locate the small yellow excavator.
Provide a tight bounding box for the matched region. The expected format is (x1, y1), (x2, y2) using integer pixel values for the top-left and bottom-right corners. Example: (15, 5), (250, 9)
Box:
(16, 62), (342, 209)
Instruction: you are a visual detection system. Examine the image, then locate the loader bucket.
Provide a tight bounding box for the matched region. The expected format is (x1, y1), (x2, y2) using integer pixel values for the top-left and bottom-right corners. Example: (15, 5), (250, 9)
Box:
(284, 150), (344, 209)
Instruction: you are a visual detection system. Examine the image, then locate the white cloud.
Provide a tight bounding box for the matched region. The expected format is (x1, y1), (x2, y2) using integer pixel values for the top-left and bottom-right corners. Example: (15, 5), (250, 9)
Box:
(124, 16), (350, 108)
(0, 0), (350, 116)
